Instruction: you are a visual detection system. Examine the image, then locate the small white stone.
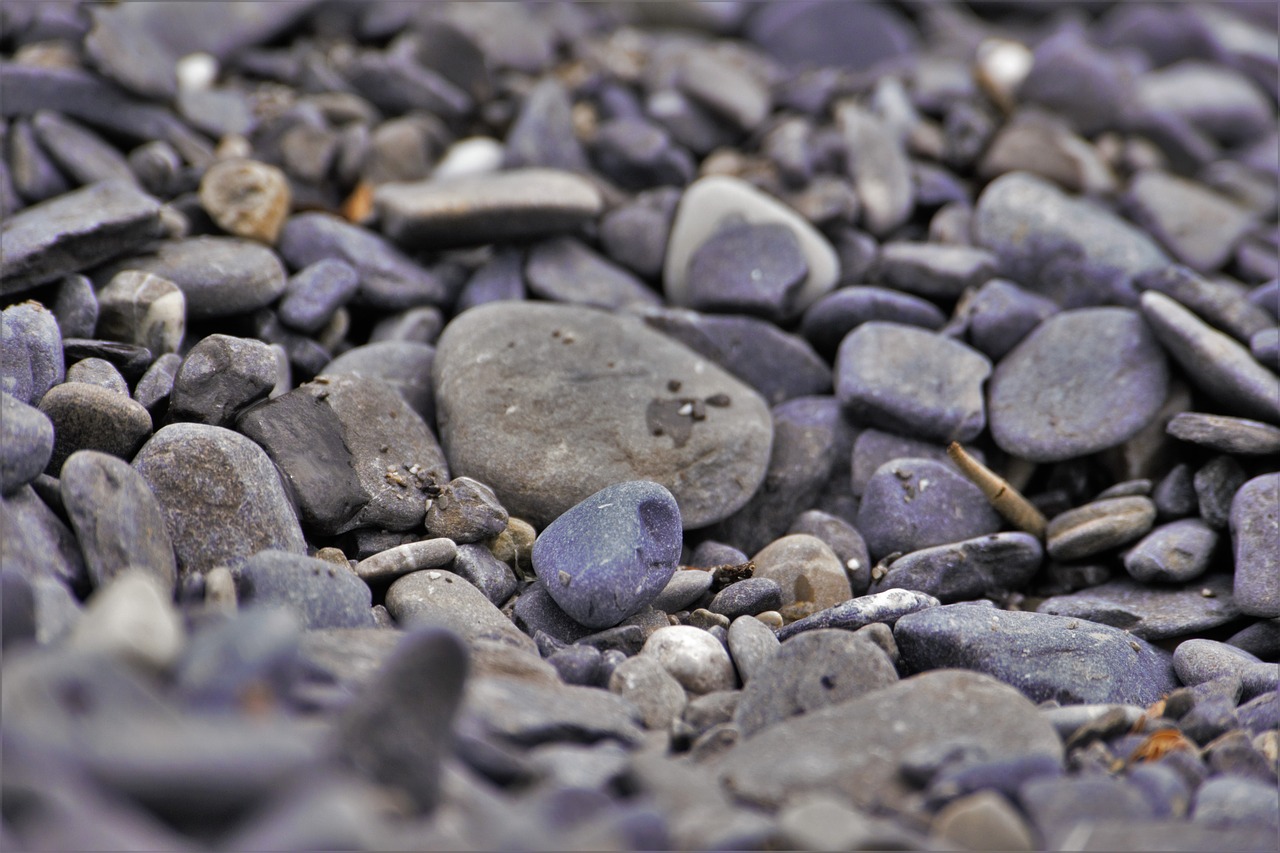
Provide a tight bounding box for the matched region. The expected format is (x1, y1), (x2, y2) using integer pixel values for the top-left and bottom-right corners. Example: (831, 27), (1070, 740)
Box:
(641, 624), (737, 695)
(69, 569), (185, 671)
(432, 136), (505, 181)
(176, 52), (219, 92)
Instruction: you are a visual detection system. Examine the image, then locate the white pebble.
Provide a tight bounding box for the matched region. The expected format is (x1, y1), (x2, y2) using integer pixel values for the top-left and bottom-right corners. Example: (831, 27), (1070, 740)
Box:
(69, 569), (185, 671)
(641, 624), (737, 695)
(432, 137), (505, 181)
(176, 52), (219, 92)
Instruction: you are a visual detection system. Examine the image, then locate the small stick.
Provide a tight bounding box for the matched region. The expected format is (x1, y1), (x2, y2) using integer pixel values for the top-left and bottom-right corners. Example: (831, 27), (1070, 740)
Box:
(947, 442), (1047, 540)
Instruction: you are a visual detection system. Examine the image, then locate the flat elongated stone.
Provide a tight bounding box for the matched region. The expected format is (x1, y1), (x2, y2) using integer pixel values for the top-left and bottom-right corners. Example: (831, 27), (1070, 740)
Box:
(1036, 574), (1239, 641)
(1230, 474), (1279, 617)
(387, 569), (535, 654)
(1045, 496), (1157, 562)
(838, 102), (914, 236)
(869, 532), (1043, 603)
(776, 588), (939, 641)
(38, 382), (153, 475)
(1167, 412), (1280, 455)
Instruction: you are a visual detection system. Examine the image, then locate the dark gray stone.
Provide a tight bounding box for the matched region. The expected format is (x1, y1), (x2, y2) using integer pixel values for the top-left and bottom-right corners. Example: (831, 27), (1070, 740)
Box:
(1137, 264), (1274, 345)
(709, 578), (783, 620)
(800, 286), (946, 360)
(777, 588), (939, 642)
(1168, 412), (1280, 455)
(175, 607), (304, 710)
(424, 476), (507, 544)
(590, 116), (693, 191)
(236, 551), (372, 630)
(513, 583), (593, 646)
(1136, 60), (1274, 147)
(94, 270), (186, 358)
(61, 338), (152, 384)
(132, 423), (306, 579)
(169, 334), (276, 428)
(894, 603), (1179, 705)
(1045, 496), (1157, 562)
(450, 543), (517, 607)
(9, 116), (71, 204)
(1, 391), (54, 495)
(132, 352), (181, 417)
(857, 458), (1002, 561)
(962, 278), (1062, 361)
(1124, 519), (1219, 584)
(1037, 574), (1239, 641)
(599, 187), (680, 280)
(38, 382), (152, 475)
(726, 614), (780, 685)
(51, 273), (98, 340)
(322, 340), (435, 426)
(387, 569), (535, 653)
(1018, 776), (1154, 850)
(454, 247), (526, 312)
(1230, 473), (1280, 617)
(64, 358), (128, 395)
(684, 221), (808, 320)
(869, 532), (1043, 603)
(608, 655), (687, 730)
(524, 236), (660, 310)
(547, 644), (602, 687)
(30, 110), (133, 186)
(1194, 455), (1248, 529)
(651, 568), (714, 614)
(461, 674), (644, 748)
(277, 258), (360, 334)
(503, 77), (588, 172)
(2, 300), (65, 405)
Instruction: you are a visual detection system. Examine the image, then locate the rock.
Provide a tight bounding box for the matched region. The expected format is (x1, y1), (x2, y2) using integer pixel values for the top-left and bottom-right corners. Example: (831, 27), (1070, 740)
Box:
(1167, 412), (1280, 455)
(531, 481), (681, 630)
(1036, 574), (1239, 641)
(1230, 474), (1279, 617)
(277, 259), (360, 334)
(97, 271), (186, 360)
(236, 551), (372, 630)
(684, 221), (808, 321)
(1136, 60), (1274, 147)
(607, 656), (688, 730)
(67, 569), (184, 670)
(978, 108), (1115, 195)
(511, 583), (592, 646)
(1173, 639), (1277, 699)
(674, 48), (771, 133)
(869, 532), (1043, 603)
(58, 450), (176, 594)
(169, 334), (276, 427)
(1018, 775), (1154, 850)
(320, 340), (436, 425)
(503, 78), (588, 172)
(709, 578), (783, 620)
(726, 615), (780, 685)
(590, 116), (694, 190)
(962, 278), (1061, 362)
(178, 608), (305, 708)
(857, 458), (1002, 561)
(599, 188), (680, 280)
(547, 644), (602, 687)
(800, 286), (947, 360)
(876, 242), (998, 301)
(237, 374), (448, 536)
(789, 510), (871, 595)
(894, 603), (1179, 705)
(664, 175), (839, 314)
(450, 543), (517, 607)
(750, 534), (851, 615)
(17, 181), (155, 298)
(132, 352), (181, 417)
(849, 429), (965, 500)
(836, 322), (991, 443)
(1136, 265), (1274, 346)
(734, 629), (898, 737)
(1124, 169), (1256, 273)
(38, 382), (153, 475)
(387, 569), (535, 654)
(641, 625), (737, 695)
(424, 477), (507, 544)
(460, 675), (644, 749)
(1, 392), (54, 495)
(747, 0), (915, 73)
(132, 423), (306, 578)
(65, 358), (128, 395)
(1191, 776), (1279, 834)
(1123, 519), (1219, 584)
(432, 302), (772, 529)
(524, 236), (660, 310)
(1, 301), (65, 405)
(971, 172), (1168, 307)
(1045, 496), (1158, 562)
(61, 339), (152, 384)
(988, 308), (1169, 462)
(718, 670), (1060, 813)
(374, 168), (602, 249)
(0, 485), (89, 593)
(199, 158), (290, 245)
(837, 102), (914, 236)
(353, 538), (457, 584)
(651, 568), (714, 614)
(776, 588), (938, 641)
(932, 790), (1037, 853)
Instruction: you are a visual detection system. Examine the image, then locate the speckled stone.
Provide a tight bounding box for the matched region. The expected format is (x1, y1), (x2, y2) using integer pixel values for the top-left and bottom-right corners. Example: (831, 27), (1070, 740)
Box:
(750, 534), (852, 615)
(869, 532), (1043, 603)
(199, 158), (291, 244)
(1, 300), (65, 405)
(857, 458), (1002, 561)
(387, 569), (536, 654)
(38, 382), (153, 475)
(1167, 412), (1280, 455)
(95, 270), (186, 356)
(641, 625), (737, 695)
(1230, 474), (1280, 617)
(0, 392), (54, 495)
(236, 550), (372, 630)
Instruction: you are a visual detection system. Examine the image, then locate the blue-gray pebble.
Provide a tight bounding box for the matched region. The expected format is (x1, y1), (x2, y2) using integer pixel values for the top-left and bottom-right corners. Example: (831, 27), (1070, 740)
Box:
(236, 550), (373, 629)
(857, 458), (1002, 561)
(1, 392), (54, 495)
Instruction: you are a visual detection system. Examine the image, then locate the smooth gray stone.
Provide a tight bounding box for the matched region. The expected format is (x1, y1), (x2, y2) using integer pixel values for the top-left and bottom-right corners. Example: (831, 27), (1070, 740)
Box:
(236, 551), (372, 630)
(132, 352), (181, 416)
(726, 615), (780, 685)
(1, 392), (54, 495)
(503, 77), (588, 172)
(0, 485), (89, 593)
(1173, 639), (1278, 699)
(1230, 473), (1280, 617)
(169, 334), (276, 428)
(38, 382), (153, 475)
(321, 340), (436, 425)
(1045, 496), (1157, 562)
(353, 538), (457, 584)
(375, 168), (602, 249)
(524, 236), (660, 310)
(1252, 328), (1279, 371)
(450, 543), (517, 607)
(963, 278), (1061, 361)
(674, 48), (770, 132)
(433, 302), (772, 529)
(876, 242), (998, 300)
(1140, 291), (1280, 423)
(976, 108), (1115, 195)
(1018, 776), (1154, 850)
(1137, 264), (1274, 344)
(132, 423), (306, 579)
(599, 187), (680, 280)
(894, 603), (1179, 705)
(857, 458), (1002, 561)
(31, 110), (134, 186)
(512, 582), (593, 646)
(972, 172), (1168, 307)
(1226, 619), (1280, 660)
(1124, 519), (1219, 583)
(1194, 454), (1248, 529)
(0, 179), (163, 294)
(1018, 24), (1136, 136)
(1036, 574), (1239, 641)
(988, 308), (1170, 462)
(460, 675), (645, 748)
(869, 532), (1043, 603)
(734, 629), (898, 737)
(590, 115), (693, 190)
(64, 358), (128, 395)
(237, 374), (448, 536)
(608, 655), (688, 730)
(777, 588), (940, 642)
(277, 258), (360, 334)
(1136, 60), (1274, 146)
(709, 578), (783, 620)
(800, 286), (947, 360)
(59, 450), (176, 595)
(836, 323), (991, 444)
(1125, 169), (1257, 273)
(1167, 412), (1280, 455)
(789, 510), (871, 596)
(718, 670), (1061, 813)
(368, 306), (444, 346)
(849, 428), (970, 499)
(9, 117), (71, 204)
(0, 300), (64, 405)
(837, 102), (913, 236)
(387, 569), (535, 654)
(651, 569), (714, 614)
(1191, 776), (1279, 835)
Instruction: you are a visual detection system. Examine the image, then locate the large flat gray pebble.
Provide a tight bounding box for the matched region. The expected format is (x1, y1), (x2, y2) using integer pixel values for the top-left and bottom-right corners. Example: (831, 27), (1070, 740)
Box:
(1230, 473), (1279, 617)
(1124, 169), (1256, 274)
(1124, 518), (1219, 584)
(777, 588), (940, 641)
(1045, 496), (1157, 562)
(1037, 574), (1239, 641)
(432, 302), (772, 529)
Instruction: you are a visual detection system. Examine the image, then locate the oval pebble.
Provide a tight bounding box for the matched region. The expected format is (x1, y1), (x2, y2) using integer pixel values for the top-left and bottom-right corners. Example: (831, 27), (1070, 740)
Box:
(1166, 412), (1280, 456)
(0, 392), (54, 495)
(857, 458), (1003, 561)
(1230, 474), (1279, 618)
(726, 614), (780, 685)
(709, 577), (783, 620)
(1045, 496), (1158, 562)
(869, 532), (1043, 603)
(608, 655), (688, 731)
(353, 538), (458, 583)
(641, 624), (737, 695)
(386, 569), (535, 653)
(38, 382), (152, 475)
(750, 534), (851, 616)
(236, 550), (372, 630)
(1, 300), (65, 405)
(1123, 519), (1218, 584)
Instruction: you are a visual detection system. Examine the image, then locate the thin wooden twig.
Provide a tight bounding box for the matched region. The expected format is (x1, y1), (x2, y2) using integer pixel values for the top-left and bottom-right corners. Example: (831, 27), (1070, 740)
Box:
(947, 442), (1047, 539)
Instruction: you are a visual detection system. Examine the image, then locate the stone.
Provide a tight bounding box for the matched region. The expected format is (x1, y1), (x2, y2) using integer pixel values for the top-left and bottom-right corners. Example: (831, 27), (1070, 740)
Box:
(387, 569), (535, 654)
(1191, 776), (1279, 834)
(547, 644), (602, 687)
(236, 551), (372, 630)
(837, 102), (914, 236)
(599, 188), (680, 280)
(962, 278), (1061, 362)
(67, 569), (184, 671)
(237, 374), (448, 536)
(836, 322), (991, 443)
(1, 301), (64, 405)
(1045, 496), (1158, 562)
(450, 543), (517, 607)
(503, 77), (588, 172)
(38, 382), (152, 475)
(1140, 291), (1280, 423)
(199, 158), (290, 245)
(0, 485), (89, 594)
(1018, 776), (1154, 850)
(50, 273), (98, 343)
(641, 625), (737, 695)
(876, 242), (998, 301)
(1136, 265), (1275, 345)
(132, 353), (181, 417)
(857, 458), (1002, 561)
(800, 286), (946, 360)
(0, 392), (54, 495)
(0, 179), (163, 294)
(1018, 25), (1137, 136)
(988, 308), (1170, 462)
(320, 340), (436, 425)
(1124, 169), (1256, 273)
(524, 236), (660, 310)
(734, 629), (898, 737)
(61, 339), (151, 384)
(1230, 474), (1279, 617)
(894, 603), (1179, 705)
(432, 302), (772, 529)
(512, 583), (592, 646)
(718, 670), (1061, 813)
(664, 175), (839, 315)
(64, 358), (128, 395)
(277, 259), (360, 334)
(30, 111), (133, 186)
(709, 578), (783, 621)
(972, 172), (1168, 308)
(353, 538), (457, 584)
(932, 790), (1036, 853)
(684, 221), (808, 321)
(169, 334), (276, 427)
(1136, 60), (1274, 147)
(1167, 412), (1280, 455)
(9, 117), (71, 204)
(95, 270), (185, 357)
(746, 0), (915, 73)
(869, 532), (1043, 603)
(608, 655), (688, 731)
(726, 615), (780, 685)
(848, 430), (964, 501)
(178, 607), (304, 708)
(749, 533), (850, 619)
(978, 108), (1115, 195)
(1195, 454), (1248, 529)
(1173, 639), (1278, 699)
(776, 588), (938, 641)
(531, 481), (681, 630)
(590, 116), (694, 190)
(58, 450), (176, 594)
(674, 48), (771, 133)
(374, 168), (602, 249)
(651, 568), (714, 614)
(1123, 519), (1219, 584)
(460, 675), (644, 749)
(1036, 574), (1239, 641)
(132, 423), (306, 578)
(425, 477), (508, 544)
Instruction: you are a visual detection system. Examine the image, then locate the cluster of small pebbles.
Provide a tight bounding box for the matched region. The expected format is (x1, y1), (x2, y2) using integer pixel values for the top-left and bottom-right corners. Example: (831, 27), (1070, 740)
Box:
(3, 1), (1278, 850)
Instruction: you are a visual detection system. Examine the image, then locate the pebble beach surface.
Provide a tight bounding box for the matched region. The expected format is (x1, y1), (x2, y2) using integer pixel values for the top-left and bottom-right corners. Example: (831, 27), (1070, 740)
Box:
(2, 1), (1278, 850)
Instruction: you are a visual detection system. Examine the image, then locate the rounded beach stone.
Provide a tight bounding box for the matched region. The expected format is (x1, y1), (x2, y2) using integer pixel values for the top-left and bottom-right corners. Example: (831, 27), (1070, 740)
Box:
(432, 301), (772, 529)
(1045, 497), (1157, 562)
(65, 358), (129, 394)
(709, 578), (783, 620)
(684, 221), (808, 320)
(1, 392), (54, 495)
(750, 534), (852, 614)
(38, 382), (153, 475)
(524, 236), (660, 310)
(277, 259), (360, 334)
(869, 532), (1043, 603)
(608, 655), (688, 731)
(168, 334), (276, 427)
(726, 614), (780, 685)
(857, 458), (1002, 561)
(531, 481), (682, 630)
(664, 175), (839, 315)
(963, 278), (1061, 361)
(386, 568), (536, 654)
(836, 322), (991, 444)
(800, 286), (947, 360)
(1167, 412), (1280, 456)
(1, 300), (65, 405)
(1173, 639), (1277, 699)
(932, 790), (1036, 853)
(988, 308), (1170, 462)
(321, 340), (435, 425)
(641, 624), (737, 695)
(95, 270), (186, 356)
(236, 550), (372, 630)
(1123, 519), (1218, 584)
(1230, 474), (1279, 618)
(199, 158), (290, 244)
(353, 538), (457, 584)
(132, 423), (306, 579)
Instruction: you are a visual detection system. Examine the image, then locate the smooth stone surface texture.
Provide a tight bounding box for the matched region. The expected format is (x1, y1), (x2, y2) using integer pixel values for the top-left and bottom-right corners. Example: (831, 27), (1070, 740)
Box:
(1045, 496), (1157, 562)
(1123, 519), (1219, 584)
(988, 308), (1170, 462)
(857, 458), (1003, 561)
(387, 569), (536, 654)
(132, 423), (306, 578)
(684, 221), (808, 320)
(320, 340), (436, 425)
(893, 603), (1179, 705)
(95, 270), (186, 357)
(433, 302), (772, 529)
(524, 236), (660, 310)
(1230, 474), (1279, 617)
(641, 625), (737, 695)
(1, 301), (65, 405)
(1166, 412), (1280, 455)
(869, 532), (1043, 603)
(38, 382), (153, 475)
(236, 550), (373, 630)
(531, 481), (682, 630)
(750, 534), (852, 614)
(168, 334), (276, 427)
(0, 392), (54, 495)
(1036, 574), (1239, 641)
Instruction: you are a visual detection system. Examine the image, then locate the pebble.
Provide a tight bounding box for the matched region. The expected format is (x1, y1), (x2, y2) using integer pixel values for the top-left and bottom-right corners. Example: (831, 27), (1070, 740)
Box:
(598, 187), (680, 279)
(1191, 776), (1280, 834)
(503, 78), (587, 172)
(236, 550), (372, 630)
(422, 476), (506, 544)
(38, 381), (153, 475)
(725, 614), (780, 685)
(67, 569), (184, 671)
(320, 340), (436, 425)
(590, 116), (694, 190)
(734, 629), (898, 737)
(237, 374), (448, 536)
(870, 532), (1043, 603)
(988, 308), (1170, 462)
(58, 450), (177, 594)
(31, 110), (135, 186)
(132, 423), (306, 578)
(1230, 474), (1280, 617)
(1140, 291), (1280, 423)
(837, 102), (914, 236)
(352, 538), (457, 584)
(511, 583), (592, 646)
(1037, 574), (1239, 641)
(168, 333), (276, 427)
(876, 242), (998, 301)
(9, 117), (71, 204)
(1124, 169), (1257, 273)
(278, 212), (449, 311)
(1019, 775), (1154, 850)
(178, 607), (302, 708)
(961, 279), (1062, 363)
(132, 352), (181, 417)
(1173, 639), (1278, 700)
(1167, 412), (1280, 455)
(460, 675), (644, 749)
(95, 270), (186, 356)
(531, 481), (681, 630)
(788, 510), (872, 596)
(641, 625), (737, 695)
(849, 428), (965, 499)
(1123, 519), (1220, 584)
(932, 790), (1037, 852)
(374, 168), (602, 249)
(0, 484), (89, 596)
(709, 578), (783, 620)
(683, 221), (809, 321)
(0, 392), (54, 495)
(1226, 619), (1280, 660)
(546, 644), (602, 687)
(1252, 328), (1279, 371)
(977, 108), (1115, 195)
(857, 458), (1003, 561)
(433, 302), (771, 529)
(198, 157), (290, 245)
(777, 588), (939, 642)
(894, 603), (1179, 705)
(449, 544), (517, 607)
(663, 175), (839, 314)
(972, 172), (1168, 307)
(51, 273), (99, 340)
(750, 533), (851, 616)
(524, 236), (660, 310)
(1044, 496), (1158, 562)
(1, 301), (64, 405)
(1137, 264), (1275, 345)
(1136, 60), (1274, 146)
(607, 655), (688, 731)
(386, 570), (535, 654)
(650, 569), (714, 614)
(800, 286), (947, 360)
(674, 48), (771, 133)
(64, 357), (128, 395)
(838, 323), (991, 443)
(277, 259), (360, 334)
(1194, 454), (1248, 529)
